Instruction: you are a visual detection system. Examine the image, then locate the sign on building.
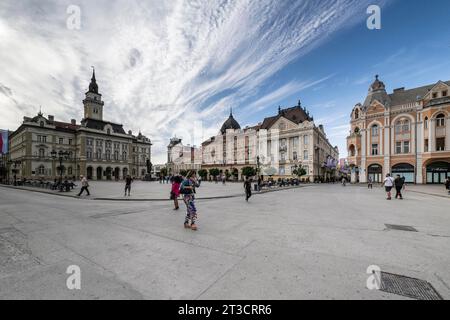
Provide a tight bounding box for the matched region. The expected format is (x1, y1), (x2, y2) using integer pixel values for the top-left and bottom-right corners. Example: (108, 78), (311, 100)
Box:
(0, 130), (8, 155)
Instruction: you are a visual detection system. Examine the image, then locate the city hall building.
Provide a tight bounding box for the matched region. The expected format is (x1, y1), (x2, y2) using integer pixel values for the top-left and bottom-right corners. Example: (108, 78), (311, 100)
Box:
(8, 70), (152, 181)
(347, 76), (450, 184)
(201, 103), (339, 181)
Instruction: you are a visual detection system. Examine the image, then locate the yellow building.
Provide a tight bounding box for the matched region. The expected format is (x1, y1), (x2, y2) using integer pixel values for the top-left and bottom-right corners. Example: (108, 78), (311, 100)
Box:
(347, 76), (450, 184)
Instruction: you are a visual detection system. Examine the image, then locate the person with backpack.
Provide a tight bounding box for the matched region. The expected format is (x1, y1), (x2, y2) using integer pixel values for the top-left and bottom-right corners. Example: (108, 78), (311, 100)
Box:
(382, 173), (395, 200)
(180, 171), (199, 231)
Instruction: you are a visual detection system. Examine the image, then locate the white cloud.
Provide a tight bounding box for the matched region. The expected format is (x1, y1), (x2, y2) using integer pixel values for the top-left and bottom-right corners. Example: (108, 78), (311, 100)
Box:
(0, 0), (379, 163)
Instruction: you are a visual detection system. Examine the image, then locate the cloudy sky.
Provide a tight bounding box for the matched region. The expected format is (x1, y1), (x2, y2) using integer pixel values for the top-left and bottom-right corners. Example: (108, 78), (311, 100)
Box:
(1, 0), (450, 163)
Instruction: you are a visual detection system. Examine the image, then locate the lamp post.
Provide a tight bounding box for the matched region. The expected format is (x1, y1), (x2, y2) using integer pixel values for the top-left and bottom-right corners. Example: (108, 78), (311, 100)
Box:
(51, 150), (69, 183)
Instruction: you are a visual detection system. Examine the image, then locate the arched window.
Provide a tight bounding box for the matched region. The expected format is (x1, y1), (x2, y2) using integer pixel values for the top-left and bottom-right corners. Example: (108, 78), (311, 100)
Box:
(97, 149), (102, 160)
(106, 150), (111, 160)
(395, 121), (402, 134)
(436, 114), (445, 127)
(424, 117), (429, 129)
(354, 127), (360, 134)
(402, 120), (410, 132)
(354, 109), (359, 119)
(122, 151), (127, 161)
(371, 125), (379, 137)
(40, 121), (44, 127)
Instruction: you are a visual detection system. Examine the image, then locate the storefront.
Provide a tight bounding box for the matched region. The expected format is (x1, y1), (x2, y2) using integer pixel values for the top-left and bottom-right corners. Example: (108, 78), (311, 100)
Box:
(392, 163), (415, 183)
(368, 164), (382, 183)
(426, 162), (450, 184)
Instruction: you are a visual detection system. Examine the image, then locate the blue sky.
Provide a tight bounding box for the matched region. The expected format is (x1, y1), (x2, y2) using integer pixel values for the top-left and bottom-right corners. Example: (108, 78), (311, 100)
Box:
(1, 0), (449, 163)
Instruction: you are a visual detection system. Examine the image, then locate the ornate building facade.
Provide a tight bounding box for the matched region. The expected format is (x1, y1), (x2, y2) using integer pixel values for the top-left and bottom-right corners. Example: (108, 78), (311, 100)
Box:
(347, 76), (450, 184)
(200, 103), (339, 181)
(8, 70), (152, 181)
(166, 137), (202, 175)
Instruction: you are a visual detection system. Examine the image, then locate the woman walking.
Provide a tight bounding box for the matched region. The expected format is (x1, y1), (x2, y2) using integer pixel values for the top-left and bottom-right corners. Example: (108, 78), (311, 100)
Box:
(171, 175), (182, 210)
(180, 171), (199, 231)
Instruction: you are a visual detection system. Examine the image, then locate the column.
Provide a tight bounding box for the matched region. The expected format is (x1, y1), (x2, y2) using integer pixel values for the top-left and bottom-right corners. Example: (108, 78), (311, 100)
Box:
(429, 119), (434, 152)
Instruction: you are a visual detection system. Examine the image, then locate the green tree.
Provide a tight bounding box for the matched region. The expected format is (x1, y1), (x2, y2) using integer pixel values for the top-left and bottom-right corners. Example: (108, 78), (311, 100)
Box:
(198, 169), (208, 180)
(293, 166), (307, 178)
(209, 168), (220, 178)
(241, 166), (256, 178)
(179, 169), (188, 177)
(160, 167), (168, 177)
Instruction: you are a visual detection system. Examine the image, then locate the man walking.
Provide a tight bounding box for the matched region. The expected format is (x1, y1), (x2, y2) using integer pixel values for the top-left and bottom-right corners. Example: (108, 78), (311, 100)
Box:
(77, 175), (90, 197)
(368, 176), (373, 189)
(244, 177), (252, 202)
(382, 173), (395, 200)
(445, 177), (450, 195)
(394, 175), (405, 199)
(124, 174), (133, 196)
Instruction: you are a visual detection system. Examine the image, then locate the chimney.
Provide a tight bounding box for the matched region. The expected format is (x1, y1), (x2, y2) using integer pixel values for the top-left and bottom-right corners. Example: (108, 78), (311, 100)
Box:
(71, 119), (76, 125)
(48, 115), (54, 122)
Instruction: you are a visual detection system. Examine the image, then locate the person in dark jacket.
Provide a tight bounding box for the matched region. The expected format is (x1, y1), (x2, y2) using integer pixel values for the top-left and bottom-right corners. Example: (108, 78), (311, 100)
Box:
(445, 177), (450, 195)
(394, 175), (405, 199)
(124, 175), (133, 196)
(244, 177), (252, 202)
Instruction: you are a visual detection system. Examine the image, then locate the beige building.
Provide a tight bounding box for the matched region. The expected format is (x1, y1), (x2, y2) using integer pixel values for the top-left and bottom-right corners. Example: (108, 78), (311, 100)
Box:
(201, 103), (339, 181)
(8, 70), (152, 181)
(167, 137), (202, 175)
(347, 76), (450, 184)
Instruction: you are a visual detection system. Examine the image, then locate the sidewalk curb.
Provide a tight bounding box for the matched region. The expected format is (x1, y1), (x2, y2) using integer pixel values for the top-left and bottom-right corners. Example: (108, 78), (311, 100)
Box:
(0, 184), (311, 202)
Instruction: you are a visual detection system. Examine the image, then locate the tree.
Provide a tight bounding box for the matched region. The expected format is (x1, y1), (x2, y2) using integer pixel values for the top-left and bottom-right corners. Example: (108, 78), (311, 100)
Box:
(241, 166), (256, 178)
(293, 166), (307, 178)
(209, 168), (220, 178)
(198, 169), (208, 180)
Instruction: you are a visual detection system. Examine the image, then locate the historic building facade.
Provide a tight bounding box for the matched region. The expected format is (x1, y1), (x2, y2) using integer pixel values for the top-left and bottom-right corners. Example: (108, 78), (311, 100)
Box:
(347, 76), (450, 184)
(166, 137), (202, 175)
(200, 103), (339, 181)
(8, 70), (152, 181)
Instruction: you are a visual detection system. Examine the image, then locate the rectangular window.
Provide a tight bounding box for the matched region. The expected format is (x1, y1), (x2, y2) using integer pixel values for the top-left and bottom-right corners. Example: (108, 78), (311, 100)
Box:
(424, 139), (429, 152)
(293, 151), (298, 161)
(396, 141), (402, 154)
(437, 118), (445, 127)
(443, 90), (448, 97)
(403, 141), (410, 154)
(68, 139), (72, 145)
(59, 138), (63, 145)
(303, 150), (308, 160)
(436, 138), (445, 151)
(304, 135), (309, 145)
(293, 137), (299, 149)
(371, 144), (379, 156)
(371, 126), (379, 137)
(432, 92), (438, 99)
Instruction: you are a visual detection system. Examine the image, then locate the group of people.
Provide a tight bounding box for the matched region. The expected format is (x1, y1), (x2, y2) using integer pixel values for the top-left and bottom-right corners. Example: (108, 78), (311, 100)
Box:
(381, 174), (406, 200)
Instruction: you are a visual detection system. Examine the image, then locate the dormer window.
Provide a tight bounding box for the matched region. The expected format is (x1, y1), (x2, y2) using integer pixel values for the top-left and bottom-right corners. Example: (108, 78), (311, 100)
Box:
(432, 92), (438, 99)
(40, 121), (44, 127)
(443, 90), (448, 97)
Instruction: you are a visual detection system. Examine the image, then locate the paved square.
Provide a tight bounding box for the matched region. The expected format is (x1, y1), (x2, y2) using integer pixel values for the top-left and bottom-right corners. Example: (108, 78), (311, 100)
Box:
(0, 184), (449, 300)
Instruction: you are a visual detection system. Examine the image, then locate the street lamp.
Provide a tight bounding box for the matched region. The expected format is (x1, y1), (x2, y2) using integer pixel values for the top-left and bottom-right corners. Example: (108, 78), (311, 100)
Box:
(51, 150), (69, 182)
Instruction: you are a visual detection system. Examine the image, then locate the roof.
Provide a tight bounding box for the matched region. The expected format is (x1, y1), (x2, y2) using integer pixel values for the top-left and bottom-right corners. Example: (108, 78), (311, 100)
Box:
(388, 81), (450, 106)
(81, 118), (126, 134)
(220, 113), (241, 134)
(259, 106), (313, 130)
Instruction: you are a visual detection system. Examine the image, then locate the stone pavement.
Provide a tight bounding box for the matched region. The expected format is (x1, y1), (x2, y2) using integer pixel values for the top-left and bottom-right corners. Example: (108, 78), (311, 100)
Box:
(0, 184), (449, 300)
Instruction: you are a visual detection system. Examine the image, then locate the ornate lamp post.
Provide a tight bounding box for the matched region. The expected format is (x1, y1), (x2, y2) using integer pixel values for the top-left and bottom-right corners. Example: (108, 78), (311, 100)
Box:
(51, 150), (69, 182)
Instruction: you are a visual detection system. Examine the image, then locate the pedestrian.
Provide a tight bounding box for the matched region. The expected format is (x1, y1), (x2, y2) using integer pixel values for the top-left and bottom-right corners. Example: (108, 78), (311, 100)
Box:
(180, 171), (199, 231)
(124, 174), (133, 196)
(171, 175), (182, 210)
(382, 173), (395, 200)
(394, 174), (405, 199)
(222, 174), (226, 185)
(198, 175), (202, 187)
(77, 175), (90, 197)
(244, 176), (252, 202)
(445, 177), (450, 195)
(368, 176), (373, 189)
(341, 176), (346, 187)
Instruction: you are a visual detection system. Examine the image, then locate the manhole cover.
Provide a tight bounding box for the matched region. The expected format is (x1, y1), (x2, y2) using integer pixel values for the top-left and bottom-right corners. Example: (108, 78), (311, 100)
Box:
(380, 272), (442, 300)
(385, 224), (418, 232)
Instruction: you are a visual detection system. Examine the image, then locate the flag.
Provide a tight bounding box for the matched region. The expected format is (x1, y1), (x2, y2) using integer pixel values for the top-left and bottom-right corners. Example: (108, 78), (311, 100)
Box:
(0, 130), (8, 155)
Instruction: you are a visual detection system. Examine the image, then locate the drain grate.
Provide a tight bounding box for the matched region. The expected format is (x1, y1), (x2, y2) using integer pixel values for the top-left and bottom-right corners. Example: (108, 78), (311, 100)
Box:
(380, 272), (442, 300)
(385, 224), (418, 232)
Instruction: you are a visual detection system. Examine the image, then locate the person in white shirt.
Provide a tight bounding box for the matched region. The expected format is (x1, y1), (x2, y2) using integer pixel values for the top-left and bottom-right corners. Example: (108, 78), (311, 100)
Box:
(382, 173), (394, 200)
